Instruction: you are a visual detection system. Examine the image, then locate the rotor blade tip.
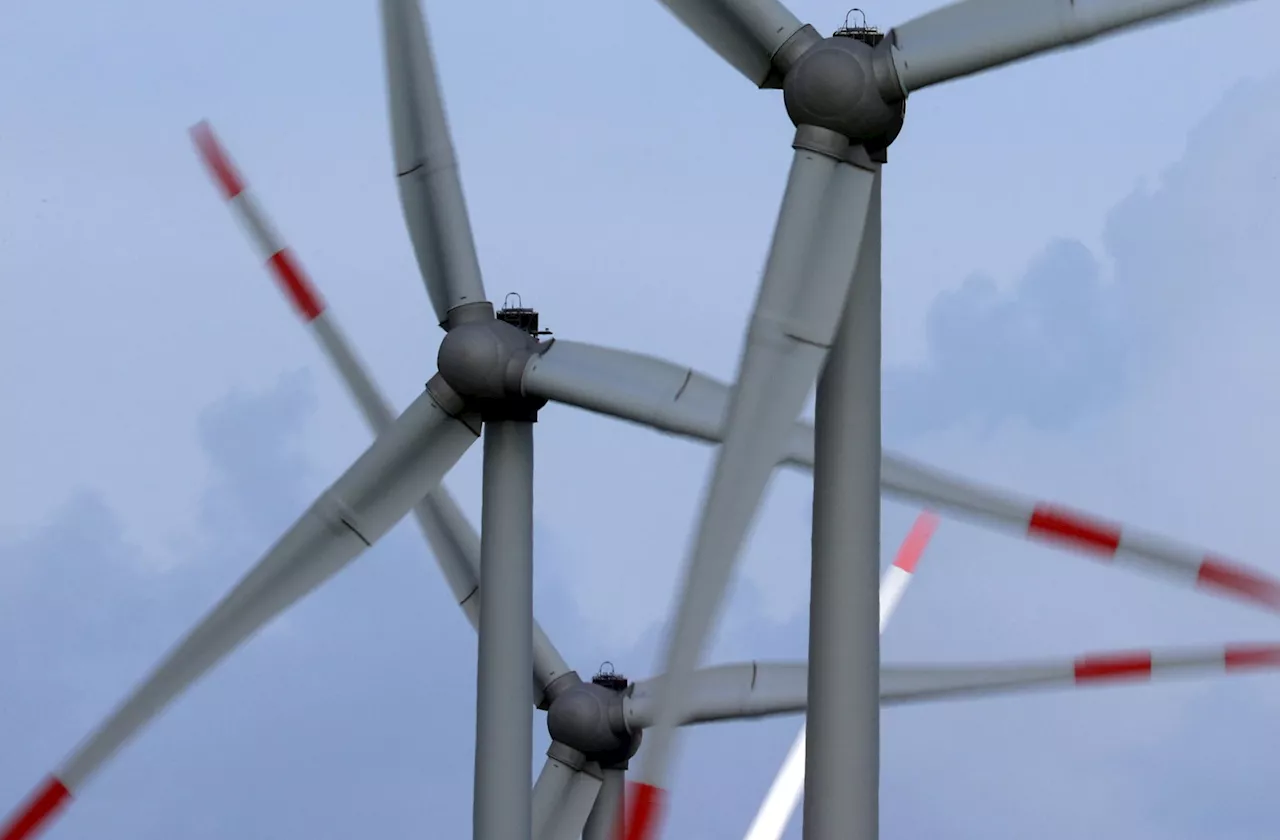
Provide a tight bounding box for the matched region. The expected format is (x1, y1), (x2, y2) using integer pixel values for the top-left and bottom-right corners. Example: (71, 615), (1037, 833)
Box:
(892, 510), (940, 573)
(189, 120), (244, 199)
(1224, 644), (1280, 670)
(1, 776), (71, 840)
(1197, 557), (1280, 611)
(622, 782), (665, 840)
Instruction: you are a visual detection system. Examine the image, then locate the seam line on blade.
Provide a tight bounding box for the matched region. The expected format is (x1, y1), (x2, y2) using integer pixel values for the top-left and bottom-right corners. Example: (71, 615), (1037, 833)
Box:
(339, 517), (372, 546)
(672, 369), (694, 402)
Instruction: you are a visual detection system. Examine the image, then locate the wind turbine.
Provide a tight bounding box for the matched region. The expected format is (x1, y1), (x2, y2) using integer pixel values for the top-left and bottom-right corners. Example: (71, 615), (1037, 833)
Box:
(1, 1), (1276, 840)
(619, 1), (1265, 838)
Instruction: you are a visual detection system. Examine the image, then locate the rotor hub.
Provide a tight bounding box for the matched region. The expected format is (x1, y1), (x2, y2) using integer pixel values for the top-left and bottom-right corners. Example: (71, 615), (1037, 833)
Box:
(783, 34), (905, 155)
(436, 310), (548, 421)
(545, 676), (639, 766)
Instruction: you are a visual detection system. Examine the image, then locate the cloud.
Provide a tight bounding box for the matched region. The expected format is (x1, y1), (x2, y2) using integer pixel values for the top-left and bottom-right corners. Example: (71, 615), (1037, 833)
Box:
(884, 238), (1129, 442)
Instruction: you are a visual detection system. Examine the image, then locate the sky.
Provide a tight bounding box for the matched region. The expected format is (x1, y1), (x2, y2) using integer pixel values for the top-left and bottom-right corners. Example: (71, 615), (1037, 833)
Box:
(3, 0), (1280, 837)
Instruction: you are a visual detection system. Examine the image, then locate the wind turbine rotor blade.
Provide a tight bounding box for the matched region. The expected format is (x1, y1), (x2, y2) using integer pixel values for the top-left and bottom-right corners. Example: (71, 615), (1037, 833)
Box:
(583, 767), (627, 840)
(532, 747), (597, 840)
(0, 780), (67, 840)
(650, 0), (807, 87)
(625, 662), (809, 729)
(885, 0), (1240, 96)
(380, 0), (487, 325)
(191, 122), (573, 705)
(542, 764), (607, 840)
(0, 384), (478, 840)
(881, 643), (1280, 704)
(525, 343), (1280, 615)
(625, 146), (877, 840)
(622, 642), (1280, 733)
(191, 121), (325, 324)
(879, 511), (937, 625)
(882, 453), (1280, 614)
(745, 511), (939, 840)
(521, 340), (816, 464)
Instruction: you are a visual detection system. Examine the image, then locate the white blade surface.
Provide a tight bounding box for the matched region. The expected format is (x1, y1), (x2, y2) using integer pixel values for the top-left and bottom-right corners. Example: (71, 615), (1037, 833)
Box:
(887, 0), (1240, 95)
(651, 0), (805, 86)
(744, 511), (938, 840)
(381, 0), (487, 323)
(191, 122), (573, 704)
(626, 153), (876, 840)
(0, 384), (478, 840)
(621, 642), (1280, 729)
(532, 750), (594, 840)
(541, 765), (607, 840)
(521, 340), (817, 463)
(524, 347), (1280, 616)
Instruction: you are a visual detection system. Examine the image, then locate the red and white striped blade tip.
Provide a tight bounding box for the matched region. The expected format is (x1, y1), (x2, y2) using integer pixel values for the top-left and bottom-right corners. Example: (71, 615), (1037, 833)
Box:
(894, 510), (939, 573)
(0, 777), (70, 840)
(1071, 643), (1280, 683)
(189, 120), (244, 199)
(1026, 505), (1280, 612)
(623, 781), (665, 840)
(887, 643), (1280, 704)
(189, 120), (326, 323)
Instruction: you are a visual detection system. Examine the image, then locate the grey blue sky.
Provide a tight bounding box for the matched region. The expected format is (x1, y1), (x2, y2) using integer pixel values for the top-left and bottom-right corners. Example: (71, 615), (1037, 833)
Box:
(4, 1), (1280, 837)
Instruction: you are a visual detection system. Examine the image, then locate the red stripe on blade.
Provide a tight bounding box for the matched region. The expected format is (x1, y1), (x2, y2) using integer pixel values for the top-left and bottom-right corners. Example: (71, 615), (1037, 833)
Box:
(1027, 506), (1121, 556)
(1224, 644), (1280, 670)
(1, 777), (71, 840)
(1074, 651), (1153, 683)
(1197, 558), (1280, 610)
(622, 782), (664, 840)
(268, 250), (325, 322)
(893, 511), (939, 573)
(190, 121), (245, 199)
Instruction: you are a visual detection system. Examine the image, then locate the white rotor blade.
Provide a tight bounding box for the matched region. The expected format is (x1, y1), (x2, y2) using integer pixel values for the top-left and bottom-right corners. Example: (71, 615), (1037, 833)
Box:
(744, 511), (938, 840)
(881, 642), (1280, 703)
(542, 764), (607, 840)
(881, 453), (1280, 613)
(523, 345), (1280, 615)
(532, 748), (596, 840)
(190, 122), (573, 704)
(521, 340), (816, 464)
(380, 0), (487, 323)
(651, 0), (805, 86)
(621, 642), (1280, 728)
(626, 153), (877, 840)
(625, 662), (808, 729)
(0, 384), (478, 840)
(886, 0), (1242, 95)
